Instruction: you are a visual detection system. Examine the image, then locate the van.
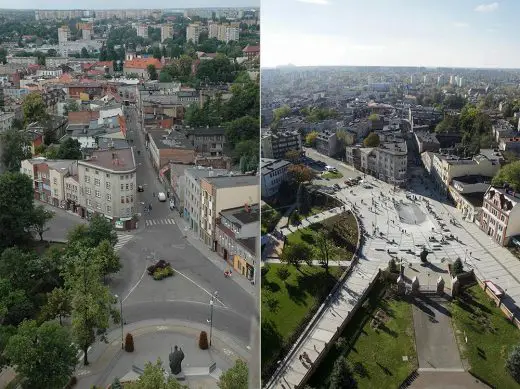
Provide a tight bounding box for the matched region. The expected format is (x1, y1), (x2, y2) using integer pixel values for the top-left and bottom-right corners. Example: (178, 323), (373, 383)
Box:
(325, 165), (338, 172)
(158, 192), (166, 202)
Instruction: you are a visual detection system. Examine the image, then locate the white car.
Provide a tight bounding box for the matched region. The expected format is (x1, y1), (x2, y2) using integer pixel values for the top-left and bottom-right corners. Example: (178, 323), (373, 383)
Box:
(158, 192), (166, 202)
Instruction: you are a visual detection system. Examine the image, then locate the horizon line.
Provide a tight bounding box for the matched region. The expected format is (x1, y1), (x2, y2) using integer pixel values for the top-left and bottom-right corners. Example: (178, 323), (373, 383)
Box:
(261, 65), (520, 71)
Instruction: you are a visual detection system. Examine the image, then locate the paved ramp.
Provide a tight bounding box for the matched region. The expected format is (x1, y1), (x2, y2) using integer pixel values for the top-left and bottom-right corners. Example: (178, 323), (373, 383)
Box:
(409, 370), (490, 389)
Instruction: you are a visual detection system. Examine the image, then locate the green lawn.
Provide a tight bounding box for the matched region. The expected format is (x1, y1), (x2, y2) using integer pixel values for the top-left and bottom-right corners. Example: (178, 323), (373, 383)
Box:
(261, 264), (342, 380)
(308, 282), (417, 389)
(451, 284), (520, 388)
(261, 204), (282, 235)
(322, 171), (343, 179)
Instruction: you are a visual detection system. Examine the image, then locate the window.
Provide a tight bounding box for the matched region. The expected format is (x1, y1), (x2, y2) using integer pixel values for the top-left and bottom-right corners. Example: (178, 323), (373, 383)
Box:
(121, 184), (124, 191)
(95, 190), (100, 198)
(130, 195), (133, 202)
(95, 170), (99, 175)
(126, 196), (129, 203)
(85, 168), (89, 172)
(53, 189), (58, 197)
(87, 199), (92, 206)
(106, 194), (111, 201)
(126, 184), (129, 190)
(53, 178), (57, 185)
(86, 188), (91, 195)
(106, 182), (111, 189)
(94, 178), (100, 186)
(120, 176), (124, 180)
(121, 196), (125, 204)
(85, 175), (90, 183)
(106, 173), (110, 178)
(107, 206), (111, 213)
(130, 183), (133, 190)
(96, 202), (101, 210)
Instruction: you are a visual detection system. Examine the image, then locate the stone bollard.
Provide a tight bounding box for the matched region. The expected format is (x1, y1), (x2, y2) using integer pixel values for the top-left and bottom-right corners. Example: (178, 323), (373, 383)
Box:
(411, 276), (420, 295)
(397, 274), (406, 295)
(451, 276), (460, 298)
(436, 276), (445, 295)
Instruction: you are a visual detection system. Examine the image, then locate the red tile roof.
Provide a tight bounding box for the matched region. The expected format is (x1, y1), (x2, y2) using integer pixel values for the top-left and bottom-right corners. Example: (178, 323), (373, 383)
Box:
(243, 45), (260, 53)
(68, 111), (100, 124)
(124, 58), (163, 70)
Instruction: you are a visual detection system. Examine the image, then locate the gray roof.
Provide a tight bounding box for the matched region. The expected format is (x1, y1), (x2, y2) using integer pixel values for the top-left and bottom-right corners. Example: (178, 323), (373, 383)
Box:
(220, 204), (259, 226)
(149, 130), (194, 150)
(204, 174), (258, 189)
(260, 158), (291, 174)
(238, 236), (256, 254)
(186, 127), (226, 136)
(185, 167), (230, 180)
(80, 147), (135, 172)
(97, 138), (130, 150)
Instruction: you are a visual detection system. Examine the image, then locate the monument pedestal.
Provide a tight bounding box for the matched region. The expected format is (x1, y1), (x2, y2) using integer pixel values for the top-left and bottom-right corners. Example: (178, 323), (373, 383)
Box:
(171, 372), (186, 381)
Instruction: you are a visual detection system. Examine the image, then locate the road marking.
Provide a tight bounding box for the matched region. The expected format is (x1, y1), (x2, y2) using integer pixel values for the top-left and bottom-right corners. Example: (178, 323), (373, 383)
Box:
(170, 267), (227, 308)
(145, 219), (176, 227)
(114, 233), (134, 252)
(122, 264), (148, 303)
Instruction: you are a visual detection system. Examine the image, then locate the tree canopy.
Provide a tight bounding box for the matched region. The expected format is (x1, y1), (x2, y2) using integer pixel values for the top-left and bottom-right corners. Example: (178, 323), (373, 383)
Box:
(4, 320), (77, 389)
(23, 92), (49, 125)
(492, 161), (520, 191)
(363, 132), (380, 148)
(218, 359), (248, 389)
(124, 359), (188, 389)
(0, 127), (31, 172)
(56, 137), (82, 160)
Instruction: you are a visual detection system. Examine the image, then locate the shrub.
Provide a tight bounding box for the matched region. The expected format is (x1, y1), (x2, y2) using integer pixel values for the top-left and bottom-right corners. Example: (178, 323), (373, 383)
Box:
(507, 344), (520, 382)
(452, 258), (464, 276)
(276, 265), (290, 282)
(199, 331), (209, 350)
(153, 265), (174, 280)
(388, 258), (398, 273)
(110, 377), (122, 389)
(125, 333), (134, 352)
(261, 264), (270, 277)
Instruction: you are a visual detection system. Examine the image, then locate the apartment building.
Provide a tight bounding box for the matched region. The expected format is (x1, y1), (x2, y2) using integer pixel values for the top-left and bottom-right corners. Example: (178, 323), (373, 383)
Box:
(0, 112), (15, 133)
(21, 158), (77, 208)
(200, 175), (259, 249)
(161, 24), (173, 42)
(315, 130), (341, 157)
(183, 167), (229, 235)
(479, 186), (520, 246)
(429, 151), (501, 196)
(186, 127), (226, 156)
(492, 119), (516, 142)
(215, 203), (259, 281)
(78, 148), (137, 229)
(260, 158), (291, 198)
(261, 130), (302, 160)
(123, 58), (163, 79)
(136, 24), (148, 38)
(448, 175), (490, 223)
(57, 26), (70, 44)
(346, 140), (408, 186)
(186, 24), (201, 44)
(147, 130), (196, 169)
(208, 23), (239, 43)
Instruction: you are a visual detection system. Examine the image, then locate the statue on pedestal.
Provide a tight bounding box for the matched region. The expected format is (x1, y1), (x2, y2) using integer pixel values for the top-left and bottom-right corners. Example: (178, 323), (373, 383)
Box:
(169, 345), (185, 375)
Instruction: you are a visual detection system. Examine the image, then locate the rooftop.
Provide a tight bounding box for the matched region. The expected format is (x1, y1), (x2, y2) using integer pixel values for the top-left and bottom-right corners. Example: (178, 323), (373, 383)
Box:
(80, 147), (135, 172)
(220, 203), (259, 226)
(149, 130), (193, 150)
(260, 158), (291, 173)
(186, 127), (226, 136)
(238, 236), (256, 254)
(204, 174), (257, 189)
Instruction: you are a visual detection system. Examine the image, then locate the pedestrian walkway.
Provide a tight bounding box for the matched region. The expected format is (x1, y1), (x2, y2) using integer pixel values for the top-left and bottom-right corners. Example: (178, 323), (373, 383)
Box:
(144, 218), (176, 227)
(114, 233), (134, 252)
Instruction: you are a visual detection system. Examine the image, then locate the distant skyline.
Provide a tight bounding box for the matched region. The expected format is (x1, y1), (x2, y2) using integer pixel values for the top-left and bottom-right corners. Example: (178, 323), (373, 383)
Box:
(262, 0), (520, 69)
(0, 1), (258, 10)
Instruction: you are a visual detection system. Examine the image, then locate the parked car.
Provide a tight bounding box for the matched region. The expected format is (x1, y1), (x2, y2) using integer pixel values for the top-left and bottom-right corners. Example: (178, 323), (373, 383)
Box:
(147, 259), (170, 275)
(158, 192), (166, 201)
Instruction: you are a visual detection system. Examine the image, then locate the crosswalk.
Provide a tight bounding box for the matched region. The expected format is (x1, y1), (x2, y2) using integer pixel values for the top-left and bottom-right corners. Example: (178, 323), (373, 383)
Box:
(145, 218), (176, 227)
(114, 233), (134, 252)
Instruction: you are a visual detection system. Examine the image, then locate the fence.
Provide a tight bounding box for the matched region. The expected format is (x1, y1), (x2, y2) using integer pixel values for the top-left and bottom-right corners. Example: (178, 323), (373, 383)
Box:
(474, 276), (520, 329)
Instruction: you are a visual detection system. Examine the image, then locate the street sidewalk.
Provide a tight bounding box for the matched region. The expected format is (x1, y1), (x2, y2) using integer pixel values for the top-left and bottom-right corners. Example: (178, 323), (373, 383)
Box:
(0, 367), (16, 389)
(172, 212), (256, 297)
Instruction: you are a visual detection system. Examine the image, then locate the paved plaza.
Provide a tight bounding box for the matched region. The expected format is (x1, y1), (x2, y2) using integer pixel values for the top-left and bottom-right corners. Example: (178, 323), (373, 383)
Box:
(267, 153), (520, 389)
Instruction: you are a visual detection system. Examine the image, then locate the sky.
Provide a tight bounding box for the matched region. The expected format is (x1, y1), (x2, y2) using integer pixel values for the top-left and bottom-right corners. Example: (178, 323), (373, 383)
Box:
(262, 0), (520, 68)
(1, 0), (257, 10)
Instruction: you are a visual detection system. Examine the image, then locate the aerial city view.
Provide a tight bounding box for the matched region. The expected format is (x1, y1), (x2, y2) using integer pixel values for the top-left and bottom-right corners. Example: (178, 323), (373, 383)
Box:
(0, 1), (260, 389)
(260, 1), (520, 389)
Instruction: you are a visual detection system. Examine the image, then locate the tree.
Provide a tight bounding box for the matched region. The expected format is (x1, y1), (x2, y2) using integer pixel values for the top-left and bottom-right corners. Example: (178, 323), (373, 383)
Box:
(93, 240), (121, 279)
(305, 131), (319, 146)
(1, 127), (31, 172)
(41, 288), (71, 325)
(276, 265), (290, 283)
(0, 325), (16, 369)
(124, 359), (188, 389)
(30, 204), (55, 241)
(368, 113), (380, 122)
(224, 115), (259, 150)
(363, 132), (380, 148)
(314, 232), (343, 273)
(288, 164), (315, 185)
(147, 64), (158, 80)
(330, 357), (357, 389)
(57, 137), (82, 160)
(63, 100), (79, 116)
(111, 377), (122, 389)
(284, 149), (300, 163)
(281, 242), (313, 268)
(5, 320), (77, 389)
(0, 278), (35, 326)
(218, 359), (248, 389)
(452, 258), (464, 276)
(125, 333), (134, 352)
(508, 344), (520, 383)
(81, 47), (89, 58)
(68, 215), (118, 248)
(0, 247), (43, 292)
(239, 155), (248, 174)
(64, 248), (119, 365)
(492, 161), (520, 191)
(273, 105), (291, 123)
(199, 331), (208, 350)
(159, 71), (173, 82)
(23, 92), (49, 125)
(296, 183), (311, 214)
(0, 172), (35, 248)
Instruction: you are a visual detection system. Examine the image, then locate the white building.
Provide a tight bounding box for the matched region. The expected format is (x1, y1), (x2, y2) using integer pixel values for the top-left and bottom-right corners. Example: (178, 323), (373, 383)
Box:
(136, 24), (148, 38)
(480, 186), (520, 246)
(58, 26), (70, 44)
(161, 24), (173, 42)
(36, 68), (63, 78)
(260, 158), (291, 198)
(186, 24), (200, 44)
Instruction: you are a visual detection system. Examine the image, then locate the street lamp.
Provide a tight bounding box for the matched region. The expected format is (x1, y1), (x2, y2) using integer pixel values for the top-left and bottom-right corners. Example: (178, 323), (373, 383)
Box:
(114, 294), (124, 349)
(207, 291), (218, 347)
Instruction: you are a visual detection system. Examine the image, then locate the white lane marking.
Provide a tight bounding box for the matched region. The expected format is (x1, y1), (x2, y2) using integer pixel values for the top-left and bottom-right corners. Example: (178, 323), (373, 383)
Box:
(170, 267), (227, 308)
(122, 264), (148, 303)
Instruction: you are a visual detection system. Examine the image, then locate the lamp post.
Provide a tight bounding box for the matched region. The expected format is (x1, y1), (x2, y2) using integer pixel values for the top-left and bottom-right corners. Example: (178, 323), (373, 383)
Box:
(207, 291), (218, 347)
(114, 294), (124, 349)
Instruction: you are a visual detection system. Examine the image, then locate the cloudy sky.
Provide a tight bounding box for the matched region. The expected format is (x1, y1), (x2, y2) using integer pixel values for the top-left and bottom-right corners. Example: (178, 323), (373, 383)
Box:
(262, 0), (519, 68)
(8, 0), (257, 9)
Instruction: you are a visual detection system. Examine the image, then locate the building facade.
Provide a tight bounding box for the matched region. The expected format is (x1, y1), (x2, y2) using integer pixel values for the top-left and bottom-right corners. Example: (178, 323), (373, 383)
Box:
(479, 186), (520, 246)
(261, 131), (302, 160)
(260, 158), (291, 198)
